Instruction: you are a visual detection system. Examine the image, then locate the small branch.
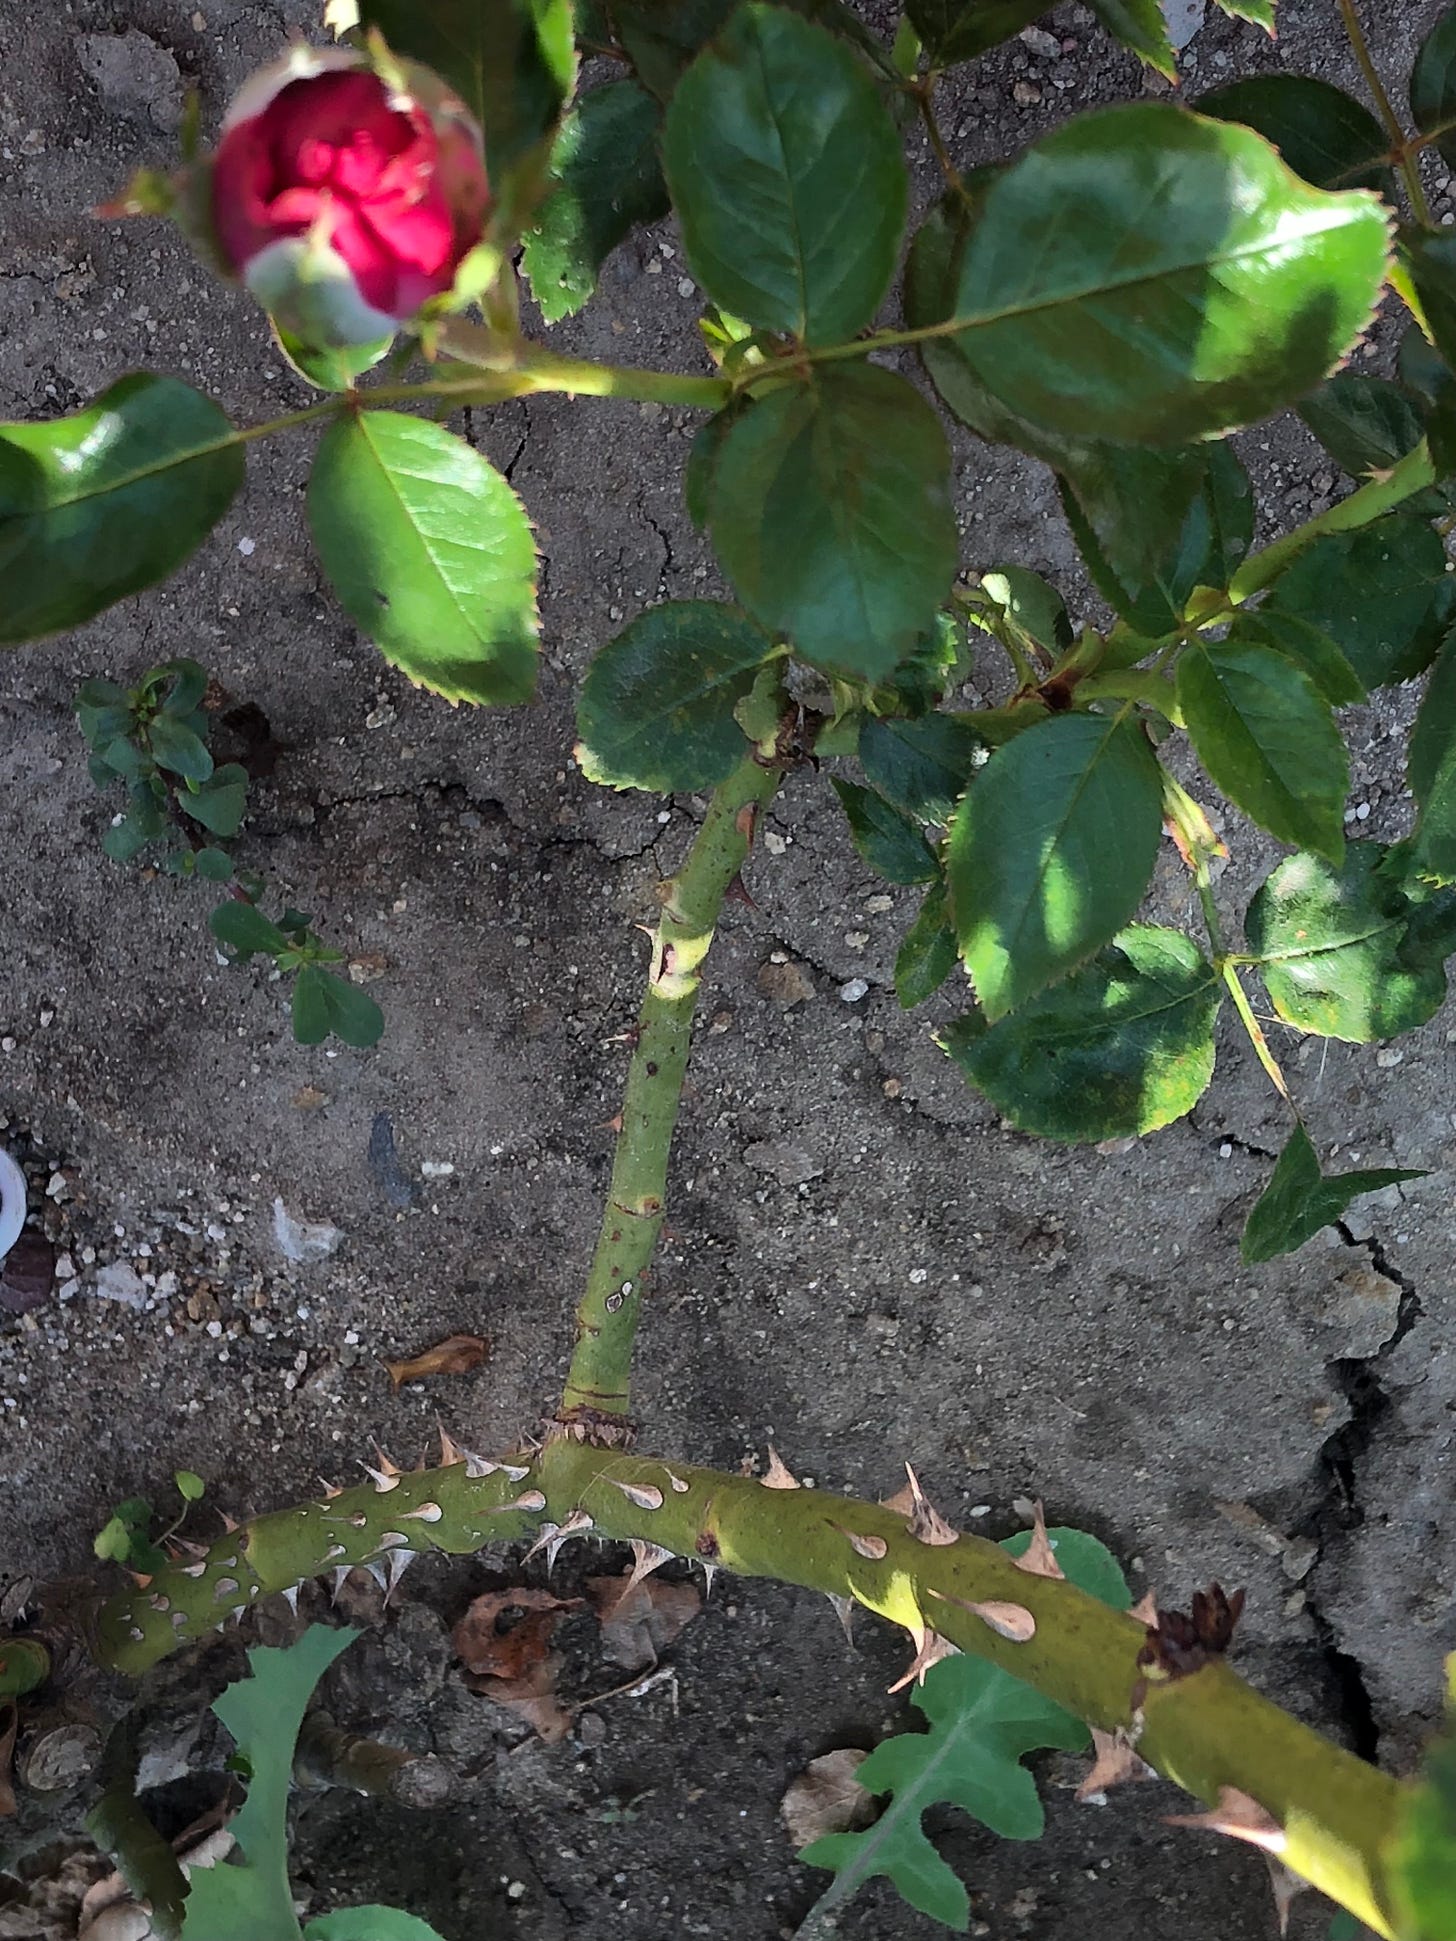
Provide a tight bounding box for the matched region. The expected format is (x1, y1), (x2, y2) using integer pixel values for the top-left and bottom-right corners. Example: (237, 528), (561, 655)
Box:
(558, 746), (785, 1424)
(1227, 441), (1436, 604)
(1221, 962), (1292, 1104)
(428, 321), (732, 410)
(1336, 0), (1431, 225)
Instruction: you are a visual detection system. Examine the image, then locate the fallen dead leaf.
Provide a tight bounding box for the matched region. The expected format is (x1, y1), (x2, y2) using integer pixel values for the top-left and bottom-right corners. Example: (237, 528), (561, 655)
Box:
(781, 1749), (876, 1848)
(588, 1574), (702, 1674)
(464, 1657), (573, 1745)
(384, 1332), (488, 1391)
(452, 1588), (580, 1682)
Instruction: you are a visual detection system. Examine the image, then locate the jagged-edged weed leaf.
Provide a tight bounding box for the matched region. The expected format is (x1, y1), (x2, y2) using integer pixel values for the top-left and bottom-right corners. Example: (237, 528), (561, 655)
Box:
(292, 965), (385, 1050)
(800, 1530), (1128, 1930)
(943, 926), (1219, 1140)
(661, 4), (907, 344)
(1247, 844), (1456, 1041)
(1412, 8), (1456, 173)
(832, 780), (939, 886)
(1176, 639), (1347, 861)
(904, 0), (1043, 65)
(523, 79), (669, 322)
(1391, 1658), (1456, 1941)
(308, 412), (539, 707)
(859, 713), (983, 826)
(922, 104), (1390, 446)
(1085, 0), (1175, 76)
(576, 602), (774, 792)
(179, 1627), (358, 1941)
(707, 365), (957, 680)
(896, 882), (958, 1009)
(0, 375), (243, 644)
(1409, 627), (1456, 885)
(1260, 515), (1454, 690)
(977, 565), (1073, 661)
(186, 764), (249, 840)
(947, 713), (1163, 1023)
(1241, 1124), (1423, 1265)
(1226, 611), (1365, 709)
(1194, 75), (1391, 192)
(210, 903), (288, 961)
(305, 1913), (448, 1941)
(1297, 375), (1426, 480)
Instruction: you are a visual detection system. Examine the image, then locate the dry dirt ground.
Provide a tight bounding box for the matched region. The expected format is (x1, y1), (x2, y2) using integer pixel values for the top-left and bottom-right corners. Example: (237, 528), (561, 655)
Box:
(1, 1), (1454, 1935)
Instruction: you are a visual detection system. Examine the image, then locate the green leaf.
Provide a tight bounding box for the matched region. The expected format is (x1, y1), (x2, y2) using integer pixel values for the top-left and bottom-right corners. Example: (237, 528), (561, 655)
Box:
(707, 364), (957, 680)
(575, 602), (773, 792)
(154, 659), (209, 717)
(1409, 627), (1456, 887)
(291, 966), (385, 1050)
(684, 410), (733, 531)
(608, 0), (737, 99)
(977, 565), (1072, 660)
(904, 0), (1043, 66)
(661, 3), (908, 344)
(859, 713), (983, 825)
(102, 815), (152, 864)
(1399, 323), (1456, 477)
(304, 1912), (449, 1941)
(896, 883), (958, 1008)
(832, 780), (939, 886)
(1246, 844), (1456, 1042)
(174, 1470), (205, 1502)
(1194, 75), (1392, 192)
(1260, 515), (1454, 689)
(1084, 0), (1175, 77)
(942, 926), (1220, 1140)
(1240, 1123), (1423, 1265)
(210, 902), (288, 962)
(180, 1627), (358, 1941)
(1400, 233), (1456, 401)
(273, 325), (393, 395)
(1227, 611), (1364, 709)
(523, 80), (669, 323)
(927, 103), (1391, 446)
(1212, 0), (1275, 25)
(186, 764), (249, 839)
(0, 374), (243, 644)
(946, 713), (1163, 1023)
(799, 1528), (1126, 1930)
(93, 1515), (135, 1563)
(1176, 639), (1347, 861)
(148, 714), (213, 783)
(1411, 8), (1456, 173)
(1297, 375), (1426, 480)
(195, 846), (235, 883)
(308, 412), (540, 707)
(1392, 1659), (1456, 1941)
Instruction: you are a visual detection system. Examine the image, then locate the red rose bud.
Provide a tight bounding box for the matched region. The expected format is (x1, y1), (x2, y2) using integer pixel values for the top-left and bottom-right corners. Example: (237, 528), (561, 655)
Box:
(211, 48), (489, 348)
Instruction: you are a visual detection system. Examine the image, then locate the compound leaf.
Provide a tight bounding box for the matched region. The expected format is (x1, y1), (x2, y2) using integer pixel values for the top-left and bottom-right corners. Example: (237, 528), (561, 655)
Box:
(1260, 514), (1454, 690)
(832, 779), (939, 886)
(180, 1627), (358, 1941)
(859, 712), (983, 825)
(1246, 843), (1456, 1042)
(905, 0), (1043, 66)
(1241, 1123), (1424, 1265)
(946, 713), (1163, 1023)
(308, 412), (539, 707)
(1226, 611), (1364, 710)
(1411, 8), (1456, 173)
(1297, 374), (1426, 480)
(942, 925), (1220, 1140)
(576, 601), (773, 792)
(896, 882), (958, 1008)
(1194, 74), (1391, 192)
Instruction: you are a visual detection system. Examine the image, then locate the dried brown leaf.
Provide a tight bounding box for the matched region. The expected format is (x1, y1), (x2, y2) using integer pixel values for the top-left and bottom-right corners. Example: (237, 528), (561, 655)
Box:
(1165, 1785), (1285, 1852)
(1011, 1501), (1064, 1581)
(587, 1574), (701, 1673)
(780, 1749), (876, 1849)
(451, 1588), (580, 1682)
(465, 1657), (573, 1744)
(384, 1332), (488, 1391)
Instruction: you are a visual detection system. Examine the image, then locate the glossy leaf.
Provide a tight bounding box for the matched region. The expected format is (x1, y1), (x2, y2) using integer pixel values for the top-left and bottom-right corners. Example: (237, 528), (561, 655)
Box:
(1261, 515), (1454, 689)
(186, 765), (249, 840)
(1391, 1659), (1456, 1941)
(1194, 75), (1391, 192)
(943, 926), (1219, 1140)
(946, 713), (1164, 1022)
(706, 364), (957, 680)
(905, 0), (1043, 65)
(859, 712), (983, 825)
(977, 565), (1073, 660)
(661, 4), (908, 344)
(210, 903), (287, 961)
(609, 0), (736, 98)
(308, 412), (539, 707)
(1297, 374), (1426, 480)
(930, 104), (1391, 446)
(291, 966), (385, 1049)
(1085, 0), (1175, 77)
(1410, 628), (1456, 885)
(273, 325), (392, 394)
(1399, 323), (1456, 476)
(1212, 0), (1274, 25)
(575, 602), (773, 792)
(1176, 640), (1347, 861)
(1411, 8), (1456, 172)
(0, 375), (243, 644)
(831, 779), (939, 886)
(1246, 844), (1456, 1042)
(180, 1628), (357, 1941)
(1241, 1124), (1423, 1264)
(1403, 232), (1456, 404)
(1227, 611), (1364, 709)
(523, 80), (669, 323)
(896, 882), (958, 1008)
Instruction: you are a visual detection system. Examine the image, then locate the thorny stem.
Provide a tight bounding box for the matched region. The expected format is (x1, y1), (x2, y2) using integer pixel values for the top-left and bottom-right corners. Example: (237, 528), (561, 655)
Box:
(94, 1444), (1405, 1936)
(427, 320), (732, 409)
(1336, 0), (1432, 226)
(1227, 440), (1437, 604)
(557, 745), (785, 1424)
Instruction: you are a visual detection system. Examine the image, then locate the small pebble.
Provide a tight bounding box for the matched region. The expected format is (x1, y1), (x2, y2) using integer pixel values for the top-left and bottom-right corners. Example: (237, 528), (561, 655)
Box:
(838, 978), (869, 1003)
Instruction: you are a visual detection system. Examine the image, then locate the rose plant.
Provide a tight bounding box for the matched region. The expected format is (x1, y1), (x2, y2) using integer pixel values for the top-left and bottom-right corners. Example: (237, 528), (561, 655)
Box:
(3, 0), (1456, 1935)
